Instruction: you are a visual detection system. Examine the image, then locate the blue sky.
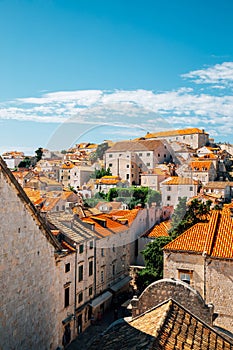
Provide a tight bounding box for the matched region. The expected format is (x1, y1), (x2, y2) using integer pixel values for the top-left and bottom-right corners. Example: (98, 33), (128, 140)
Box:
(0, 0), (233, 154)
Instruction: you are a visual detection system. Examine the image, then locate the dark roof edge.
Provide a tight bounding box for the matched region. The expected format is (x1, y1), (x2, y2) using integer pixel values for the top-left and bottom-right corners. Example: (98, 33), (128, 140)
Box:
(0, 156), (62, 250)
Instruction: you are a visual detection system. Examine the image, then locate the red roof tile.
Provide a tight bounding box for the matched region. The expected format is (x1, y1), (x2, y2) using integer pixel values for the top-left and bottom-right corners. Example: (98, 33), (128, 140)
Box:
(164, 207), (233, 259)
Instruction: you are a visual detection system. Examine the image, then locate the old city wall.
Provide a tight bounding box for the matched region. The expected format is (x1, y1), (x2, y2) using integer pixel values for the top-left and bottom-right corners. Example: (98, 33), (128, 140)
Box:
(0, 167), (61, 350)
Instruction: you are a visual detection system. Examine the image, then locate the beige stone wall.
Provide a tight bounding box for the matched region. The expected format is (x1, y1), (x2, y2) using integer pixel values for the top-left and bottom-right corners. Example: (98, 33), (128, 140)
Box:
(163, 251), (205, 298)
(95, 232), (131, 294)
(0, 171), (61, 349)
(153, 132), (208, 149)
(206, 258), (233, 333)
(164, 251), (233, 334)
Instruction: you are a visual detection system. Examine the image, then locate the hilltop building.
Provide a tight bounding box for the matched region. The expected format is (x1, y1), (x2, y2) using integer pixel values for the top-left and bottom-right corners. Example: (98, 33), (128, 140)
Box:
(143, 127), (209, 149)
(105, 139), (172, 185)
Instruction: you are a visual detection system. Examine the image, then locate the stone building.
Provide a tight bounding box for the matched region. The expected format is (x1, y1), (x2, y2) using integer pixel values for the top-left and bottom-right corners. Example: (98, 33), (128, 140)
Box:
(0, 156), (75, 349)
(160, 176), (198, 208)
(105, 139), (172, 185)
(143, 127), (209, 149)
(163, 205), (233, 335)
(182, 160), (217, 185)
(59, 162), (93, 190)
(47, 212), (97, 334)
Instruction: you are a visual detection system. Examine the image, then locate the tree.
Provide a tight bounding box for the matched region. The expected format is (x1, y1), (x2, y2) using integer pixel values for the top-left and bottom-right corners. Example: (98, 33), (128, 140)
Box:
(136, 236), (172, 292)
(169, 197), (212, 239)
(18, 157), (32, 168)
(146, 189), (161, 207)
(35, 147), (43, 162)
(90, 167), (112, 179)
(106, 187), (161, 208)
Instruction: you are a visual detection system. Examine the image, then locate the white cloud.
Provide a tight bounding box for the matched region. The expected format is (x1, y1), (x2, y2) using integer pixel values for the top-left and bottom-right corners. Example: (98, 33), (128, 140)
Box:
(182, 62), (233, 86)
(1, 62), (233, 141)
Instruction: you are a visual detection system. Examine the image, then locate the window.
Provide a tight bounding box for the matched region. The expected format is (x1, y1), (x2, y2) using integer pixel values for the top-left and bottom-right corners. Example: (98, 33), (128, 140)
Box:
(139, 163), (142, 168)
(65, 263), (70, 273)
(56, 206), (59, 211)
(78, 292), (83, 303)
(112, 245), (115, 252)
(132, 165), (134, 168)
(112, 264), (115, 275)
(79, 244), (84, 254)
(68, 176), (70, 179)
(132, 174), (134, 178)
(61, 175), (63, 179)
(101, 248), (104, 257)
(139, 153), (142, 156)
(126, 164), (129, 168)
(164, 154), (166, 158)
(126, 174), (129, 180)
(89, 287), (93, 296)
(178, 270), (192, 285)
(79, 265), (83, 282)
(62, 205), (65, 211)
(167, 196), (171, 201)
(89, 241), (93, 249)
(64, 287), (70, 308)
(167, 186), (171, 191)
(183, 136), (185, 139)
(101, 270), (104, 283)
(158, 153), (160, 157)
(109, 163), (112, 167)
(146, 153), (150, 156)
(189, 186), (193, 191)
(109, 154), (112, 158)
(146, 163), (150, 167)
(89, 260), (93, 276)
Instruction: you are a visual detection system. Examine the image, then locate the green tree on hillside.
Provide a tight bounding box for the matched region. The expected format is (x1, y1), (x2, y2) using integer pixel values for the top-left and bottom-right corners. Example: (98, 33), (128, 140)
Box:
(136, 236), (172, 292)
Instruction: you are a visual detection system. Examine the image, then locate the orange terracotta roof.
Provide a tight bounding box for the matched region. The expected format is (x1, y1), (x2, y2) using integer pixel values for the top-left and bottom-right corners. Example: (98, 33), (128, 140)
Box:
(190, 161), (213, 171)
(143, 221), (171, 238)
(61, 162), (75, 169)
(41, 197), (60, 212)
(144, 128), (208, 139)
(164, 208), (233, 259)
(162, 177), (198, 185)
(106, 139), (164, 153)
(81, 209), (139, 237)
(96, 176), (122, 185)
(24, 188), (42, 204)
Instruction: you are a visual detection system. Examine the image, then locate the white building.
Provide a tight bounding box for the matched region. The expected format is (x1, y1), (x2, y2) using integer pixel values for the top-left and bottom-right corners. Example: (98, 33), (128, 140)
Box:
(160, 176), (198, 208)
(105, 139), (172, 185)
(143, 128), (209, 150)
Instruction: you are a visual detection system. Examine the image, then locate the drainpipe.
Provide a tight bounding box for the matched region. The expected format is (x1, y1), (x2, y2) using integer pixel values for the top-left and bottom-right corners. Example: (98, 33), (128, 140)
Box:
(202, 251), (207, 302)
(73, 243), (77, 336)
(94, 241), (97, 296)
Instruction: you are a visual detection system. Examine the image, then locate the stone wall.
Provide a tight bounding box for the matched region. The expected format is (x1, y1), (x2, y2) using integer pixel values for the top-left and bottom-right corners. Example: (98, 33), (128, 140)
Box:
(206, 258), (233, 334)
(131, 279), (213, 325)
(0, 164), (62, 349)
(163, 250), (233, 334)
(163, 251), (205, 297)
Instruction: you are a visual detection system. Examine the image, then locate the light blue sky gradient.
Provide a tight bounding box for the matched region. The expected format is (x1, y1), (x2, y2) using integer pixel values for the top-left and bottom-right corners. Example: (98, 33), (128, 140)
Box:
(0, 0), (233, 154)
